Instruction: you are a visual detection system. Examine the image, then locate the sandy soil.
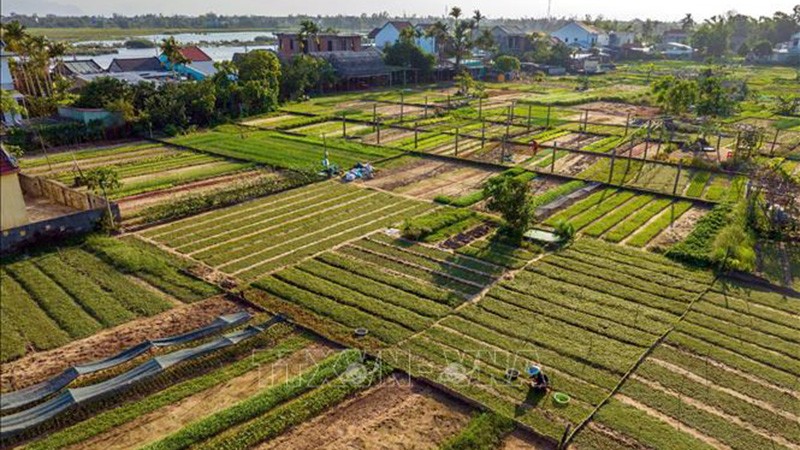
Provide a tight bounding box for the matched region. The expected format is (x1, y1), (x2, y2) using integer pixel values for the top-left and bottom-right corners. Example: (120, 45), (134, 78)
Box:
(0, 296), (246, 392)
(399, 168), (497, 199)
(555, 154), (599, 177)
(500, 429), (556, 450)
(647, 206), (709, 250)
(541, 133), (593, 149)
(241, 114), (300, 127)
(255, 375), (473, 450)
(361, 128), (415, 145)
(365, 159), (498, 197)
(70, 343), (337, 450)
(23, 195), (81, 223)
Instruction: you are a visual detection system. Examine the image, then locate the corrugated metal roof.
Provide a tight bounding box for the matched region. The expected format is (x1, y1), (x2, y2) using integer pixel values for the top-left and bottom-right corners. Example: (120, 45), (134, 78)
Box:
(58, 59), (104, 75)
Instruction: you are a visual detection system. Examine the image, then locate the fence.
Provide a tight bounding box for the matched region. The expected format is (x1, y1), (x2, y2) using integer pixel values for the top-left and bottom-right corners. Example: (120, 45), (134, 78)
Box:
(0, 175), (120, 254)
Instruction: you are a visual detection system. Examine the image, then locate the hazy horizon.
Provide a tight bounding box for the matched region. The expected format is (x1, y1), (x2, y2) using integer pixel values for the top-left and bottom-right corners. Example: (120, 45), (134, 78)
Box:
(4, 0), (799, 22)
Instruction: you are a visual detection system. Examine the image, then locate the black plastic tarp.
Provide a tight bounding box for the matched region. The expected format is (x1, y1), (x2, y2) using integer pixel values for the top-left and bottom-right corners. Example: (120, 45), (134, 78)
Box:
(0, 312), (251, 413)
(0, 315), (282, 439)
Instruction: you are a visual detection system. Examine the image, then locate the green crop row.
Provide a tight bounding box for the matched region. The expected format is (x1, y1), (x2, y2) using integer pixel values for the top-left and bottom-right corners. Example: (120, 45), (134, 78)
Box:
(440, 413), (515, 450)
(237, 202), (433, 280)
(627, 201), (694, 248)
(316, 251), (463, 307)
(665, 203), (732, 266)
(23, 327), (305, 450)
(20, 142), (160, 169)
(143, 349), (364, 450)
(455, 239), (537, 269)
(254, 276), (412, 344)
(295, 259), (451, 319)
(371, 233), (505, 276)
(543, 188), (618, 226)
(582, 136), (625, 154)
(604, 198), (672, 243)
(0, 270), (70, 361)
(338, 245), (481, 296)
(619, 379), (782, 450)
(557, 247), (710, 294)
(176, 187), (363, 254)
(402, 208), (475, 241)
(530, 180), (586, 209)
(582, 195), (653, 237)
(84, 236), (218, 303)
(685, 171), (711, 198)
(683, 308), (799, 355)
(111, 161), (254, 199)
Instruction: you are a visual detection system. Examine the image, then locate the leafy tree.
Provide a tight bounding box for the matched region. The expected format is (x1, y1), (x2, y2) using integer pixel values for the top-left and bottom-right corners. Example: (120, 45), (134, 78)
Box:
(280, 54), (335, 101)
(74, 76), (132, 108)
(494, 55), (521, 74)
(483, 175), (533, 240)
(681, 13), (695, 32)
(695, 69), (738, 117)
(752, 40), (773, 57)
(160, 36), (189, 78)
(298, 20), (321, 54)
(554, 219), (575, 242)
(652, 76), (698, 115)
(235, 50), (281, 114)
(736, 42), (750, 57)
(1, 89), (26, 120)
(692, 17), (731, 57)
(383, 41), (435, 79)
(424, 7), (481, 72)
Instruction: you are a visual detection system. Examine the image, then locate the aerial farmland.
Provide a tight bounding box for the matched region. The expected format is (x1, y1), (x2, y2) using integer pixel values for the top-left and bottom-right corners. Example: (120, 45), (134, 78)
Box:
(1, 7), (799, 450)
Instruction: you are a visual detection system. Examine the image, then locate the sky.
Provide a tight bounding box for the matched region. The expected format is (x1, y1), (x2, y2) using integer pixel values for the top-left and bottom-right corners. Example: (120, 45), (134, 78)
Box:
(5, 0), (799, 20)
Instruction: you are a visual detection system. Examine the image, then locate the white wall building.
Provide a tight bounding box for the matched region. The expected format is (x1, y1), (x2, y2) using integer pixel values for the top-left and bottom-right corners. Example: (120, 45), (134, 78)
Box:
(551, 21), (609, 49)
(373, 21), (437, 55)
(1, 41), (23, 125)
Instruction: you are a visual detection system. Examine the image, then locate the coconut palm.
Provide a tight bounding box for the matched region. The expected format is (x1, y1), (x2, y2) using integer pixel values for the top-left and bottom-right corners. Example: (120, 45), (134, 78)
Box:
(298, 20), (321, 54)
(160, 37), (189, 79)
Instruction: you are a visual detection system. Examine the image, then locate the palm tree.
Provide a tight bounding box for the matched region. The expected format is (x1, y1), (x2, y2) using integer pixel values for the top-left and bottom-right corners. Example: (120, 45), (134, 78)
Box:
(681, 13), (695, 32)
(298, 20), (321, 54)
(160, 37), (189, 79)
(426, 21), (449, 63)
(399, 26), (421, 44)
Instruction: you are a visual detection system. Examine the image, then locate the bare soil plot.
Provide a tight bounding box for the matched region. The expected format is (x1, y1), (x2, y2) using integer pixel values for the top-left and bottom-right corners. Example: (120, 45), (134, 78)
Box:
(541, 133), (594, 149)
(556, 154), (600, 177)
(241, 114), (304, 127)
(361, 128), (415, 145)
(0, 296), (245, 392)
(571, 102), (660, 123)
(500, 429), (556, 450)
(366, 159), (499, 200)
(22, 194), (81, 223)
(70, 343), (338, 450)
(255, 375), (473, 450)
(646, 205), (710, 250)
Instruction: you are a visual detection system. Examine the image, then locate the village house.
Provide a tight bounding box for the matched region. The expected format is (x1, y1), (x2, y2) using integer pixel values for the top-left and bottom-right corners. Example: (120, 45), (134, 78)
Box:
(159, 45), (217, 80)
(551, 21), (609, 49)
(771, 32), (800, 63)
(490, 25), (531, 55)
(1, 40), (23, 125)
(0, 146), (28, 230)
(372, 21), (437, 55)
(54, 59), (104, 77)
(662, 29), (690, 44)
(276, 33), (362, 57)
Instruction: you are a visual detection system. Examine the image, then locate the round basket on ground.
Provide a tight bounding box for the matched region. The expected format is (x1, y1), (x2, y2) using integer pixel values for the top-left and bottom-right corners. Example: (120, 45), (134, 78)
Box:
(353, 327), (369, 338)
(505, 368), (520, 381)
(553, 392), (570, 406)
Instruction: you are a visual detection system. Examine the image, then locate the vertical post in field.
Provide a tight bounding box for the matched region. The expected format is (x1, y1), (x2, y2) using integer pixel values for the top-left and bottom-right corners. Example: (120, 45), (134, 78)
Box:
(551, 142), (557, 173)
(673, 161), (683, 196)
(481, 120), (486, 148)
(414, 123), (419, 149)
(373, 104), (377, 131)
(342, 112), (346, 138)
(527, 104), (533, 130)
(546, 105), (552, 128)
(455, 127), (459, 156)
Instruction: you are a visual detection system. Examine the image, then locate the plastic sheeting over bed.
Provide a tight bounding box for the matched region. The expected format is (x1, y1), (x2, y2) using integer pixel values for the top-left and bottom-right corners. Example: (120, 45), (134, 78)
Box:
(0, 315), (282, 439)
(0, 311), (251, 413)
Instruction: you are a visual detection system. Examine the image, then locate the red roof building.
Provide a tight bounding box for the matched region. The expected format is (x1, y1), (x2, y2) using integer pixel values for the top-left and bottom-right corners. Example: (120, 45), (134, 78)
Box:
(179, 46), (213, 62)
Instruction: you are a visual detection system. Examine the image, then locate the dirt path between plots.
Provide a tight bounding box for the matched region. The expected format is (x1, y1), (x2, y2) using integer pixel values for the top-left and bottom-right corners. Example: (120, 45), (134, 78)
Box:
(0, 296), (246, 392)
(616, 394), (733, 450)
(364, 159), (455, 191)
(256, 374), (473, 450)
(69, 343), (337, 450)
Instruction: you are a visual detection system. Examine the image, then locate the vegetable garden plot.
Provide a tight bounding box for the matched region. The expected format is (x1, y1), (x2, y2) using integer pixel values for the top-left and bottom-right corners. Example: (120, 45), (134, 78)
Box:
(20, 142), (254, 200)
(169, 127), (399, 171)
(378, 239), (715, 445)
(577, 276), (800, 450)
(0, 237), (219, 363)
(252, 233), (514, 348)
(146, 183), (435, 280)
